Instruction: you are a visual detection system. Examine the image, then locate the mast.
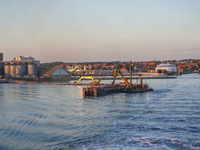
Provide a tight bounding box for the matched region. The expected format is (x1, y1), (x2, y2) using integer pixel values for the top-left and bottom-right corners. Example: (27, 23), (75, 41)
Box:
(129, 61), (132, 85)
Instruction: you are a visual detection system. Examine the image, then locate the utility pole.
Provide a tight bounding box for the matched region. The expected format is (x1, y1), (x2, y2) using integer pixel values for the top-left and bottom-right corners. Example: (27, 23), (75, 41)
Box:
(129, 61), (132, 85)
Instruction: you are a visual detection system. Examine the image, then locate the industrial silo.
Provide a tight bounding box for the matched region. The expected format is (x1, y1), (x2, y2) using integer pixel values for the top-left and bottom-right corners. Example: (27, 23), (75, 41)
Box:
(10, 62), (16, 77)
(27, 63), (37, 76)
(4, 63), (10, 77)
(0, 62), (4, 75)
(16, 62), (26, 77)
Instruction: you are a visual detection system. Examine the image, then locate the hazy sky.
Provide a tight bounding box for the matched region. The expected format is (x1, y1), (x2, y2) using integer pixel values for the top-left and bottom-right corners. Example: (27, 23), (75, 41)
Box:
(0, 0), (200, 63)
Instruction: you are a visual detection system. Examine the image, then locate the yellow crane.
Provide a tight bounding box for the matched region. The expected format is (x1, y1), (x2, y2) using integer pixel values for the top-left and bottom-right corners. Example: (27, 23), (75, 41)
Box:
(112, 61), (133, 86)
(112, 61), (149, 91)
(112, 61), (143, 89)
(112, 69), (129, 85)
(74, 76), (100, 85)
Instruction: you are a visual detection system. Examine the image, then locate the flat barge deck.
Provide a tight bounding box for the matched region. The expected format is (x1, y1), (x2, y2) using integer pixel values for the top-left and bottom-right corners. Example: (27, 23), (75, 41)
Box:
(83, 84), (153, 97)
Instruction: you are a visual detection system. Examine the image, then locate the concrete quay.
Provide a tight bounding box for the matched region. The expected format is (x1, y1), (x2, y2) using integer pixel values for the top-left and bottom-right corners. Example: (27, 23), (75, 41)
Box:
(0, 79), (8, 83)
(72, 76), (177, 80)
(9, 80), (110, 86)
(6, 75), (177, 85)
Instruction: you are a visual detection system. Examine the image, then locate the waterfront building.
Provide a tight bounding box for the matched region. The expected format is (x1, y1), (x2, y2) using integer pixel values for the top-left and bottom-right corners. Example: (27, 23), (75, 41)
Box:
(120, 68), (128, 74)
(15, 56), (34, 61)
(156, 64), (177, 73)
(43, 66), (70, 81)
(3, 55), (40, 78)
(0, 62), (3, 75)
(15, 56), (40, 67)
(84, 69), (113, 75)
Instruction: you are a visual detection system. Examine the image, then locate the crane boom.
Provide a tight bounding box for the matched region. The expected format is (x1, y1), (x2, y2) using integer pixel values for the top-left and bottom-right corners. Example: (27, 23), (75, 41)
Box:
(112, 69), (129, 85)
(74, 76), (100, 84)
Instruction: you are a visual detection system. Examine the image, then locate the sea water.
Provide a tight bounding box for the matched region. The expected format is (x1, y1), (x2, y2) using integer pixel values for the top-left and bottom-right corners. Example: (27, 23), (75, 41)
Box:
(0, 74), (200, 150)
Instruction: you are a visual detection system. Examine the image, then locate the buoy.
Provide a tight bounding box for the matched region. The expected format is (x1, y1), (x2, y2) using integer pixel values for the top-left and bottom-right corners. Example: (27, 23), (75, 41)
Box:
(167, 82), (169, 86)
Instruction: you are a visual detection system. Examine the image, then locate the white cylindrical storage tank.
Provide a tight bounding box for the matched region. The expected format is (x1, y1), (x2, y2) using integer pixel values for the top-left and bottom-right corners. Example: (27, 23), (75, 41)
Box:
(27, 63), (37, 76)
(4, 63), (10, 77)
(0, 62), (4, 75)
(10, 63), (16, 77)
(16, 62), (26, 77)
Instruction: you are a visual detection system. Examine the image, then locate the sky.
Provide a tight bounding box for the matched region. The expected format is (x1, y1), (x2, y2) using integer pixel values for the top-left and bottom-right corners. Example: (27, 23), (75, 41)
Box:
(0, 0), (200, 63)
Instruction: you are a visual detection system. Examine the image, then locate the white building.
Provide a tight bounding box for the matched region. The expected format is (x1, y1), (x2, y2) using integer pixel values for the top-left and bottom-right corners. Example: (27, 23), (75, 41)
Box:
(3, 55), (40, 78)
(156, 64), (177, 73)
(15, 56), (40, 67)
(15, 56), (34, 61)
(43, 66), (70, 80)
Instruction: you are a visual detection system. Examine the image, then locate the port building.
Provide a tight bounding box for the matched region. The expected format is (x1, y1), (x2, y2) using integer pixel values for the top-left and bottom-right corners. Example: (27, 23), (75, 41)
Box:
(43, 66), (70, 81)
(1, 56), (40, 78)
(156, 64), (177, 73)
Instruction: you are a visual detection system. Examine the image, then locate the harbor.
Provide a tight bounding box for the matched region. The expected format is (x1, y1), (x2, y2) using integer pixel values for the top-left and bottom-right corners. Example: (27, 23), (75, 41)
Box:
(6, 70), (176, 96)
(0, 0), (200, 149)
(0, 73), (199, 150)
(7, 75), (176, 85)
(1, 64), (177, 97)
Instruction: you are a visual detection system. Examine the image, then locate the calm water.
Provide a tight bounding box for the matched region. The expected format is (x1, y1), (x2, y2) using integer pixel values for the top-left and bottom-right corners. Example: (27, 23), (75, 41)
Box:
(0, 74), (200, 150)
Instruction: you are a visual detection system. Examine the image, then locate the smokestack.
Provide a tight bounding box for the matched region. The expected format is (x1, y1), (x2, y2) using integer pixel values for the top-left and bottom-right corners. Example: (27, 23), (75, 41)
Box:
(0, 53), (3, 61)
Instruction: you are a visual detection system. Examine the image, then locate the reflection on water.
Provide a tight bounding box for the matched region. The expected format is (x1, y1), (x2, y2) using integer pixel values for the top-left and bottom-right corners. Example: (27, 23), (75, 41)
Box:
(0, 74), (200, 150)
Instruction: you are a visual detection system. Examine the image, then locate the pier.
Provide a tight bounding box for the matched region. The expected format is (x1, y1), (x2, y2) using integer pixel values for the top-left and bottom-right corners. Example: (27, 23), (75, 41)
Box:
(8, 80), (111, 86)
(71, 75), (177, 80)
(0, 79), (8, 83)
(2, 64), (177, 97)
(7, 75), (176, 86)
(4, 62), (178, 97)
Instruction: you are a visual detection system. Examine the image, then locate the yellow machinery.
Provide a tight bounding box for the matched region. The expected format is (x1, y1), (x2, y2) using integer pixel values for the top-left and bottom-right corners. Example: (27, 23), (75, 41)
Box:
(112, 61), (133, 86)
(74, 76), (100, 85)
(112, 69), (129, 85)
(112, 61), (146, 90)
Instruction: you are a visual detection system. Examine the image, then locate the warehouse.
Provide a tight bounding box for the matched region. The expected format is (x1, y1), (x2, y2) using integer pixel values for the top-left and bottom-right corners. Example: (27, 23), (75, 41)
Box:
(43, 66), (70, 81)
(156, 64), (177, 74)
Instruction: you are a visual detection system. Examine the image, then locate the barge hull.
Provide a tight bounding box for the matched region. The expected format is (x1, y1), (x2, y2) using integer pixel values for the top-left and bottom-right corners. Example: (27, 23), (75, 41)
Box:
(82, 85), (153, 97)
(83, 85), (125, 96)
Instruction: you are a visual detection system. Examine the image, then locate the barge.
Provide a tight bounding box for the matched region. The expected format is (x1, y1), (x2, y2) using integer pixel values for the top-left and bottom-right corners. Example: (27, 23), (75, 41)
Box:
(83, 84), (125, 96)
(82, 61), (153, 97)
(83, 80), (153, 96)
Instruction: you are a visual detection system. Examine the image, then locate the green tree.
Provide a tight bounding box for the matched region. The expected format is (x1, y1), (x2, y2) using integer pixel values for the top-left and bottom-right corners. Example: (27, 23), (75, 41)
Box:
(96, 66), (101, 70)
(105, 62), (113, 66)
(125, 63), (134, 71)
(116, 64), (123, 69)
(197, 63), (200, 68)
(125, 64), (130, 71)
